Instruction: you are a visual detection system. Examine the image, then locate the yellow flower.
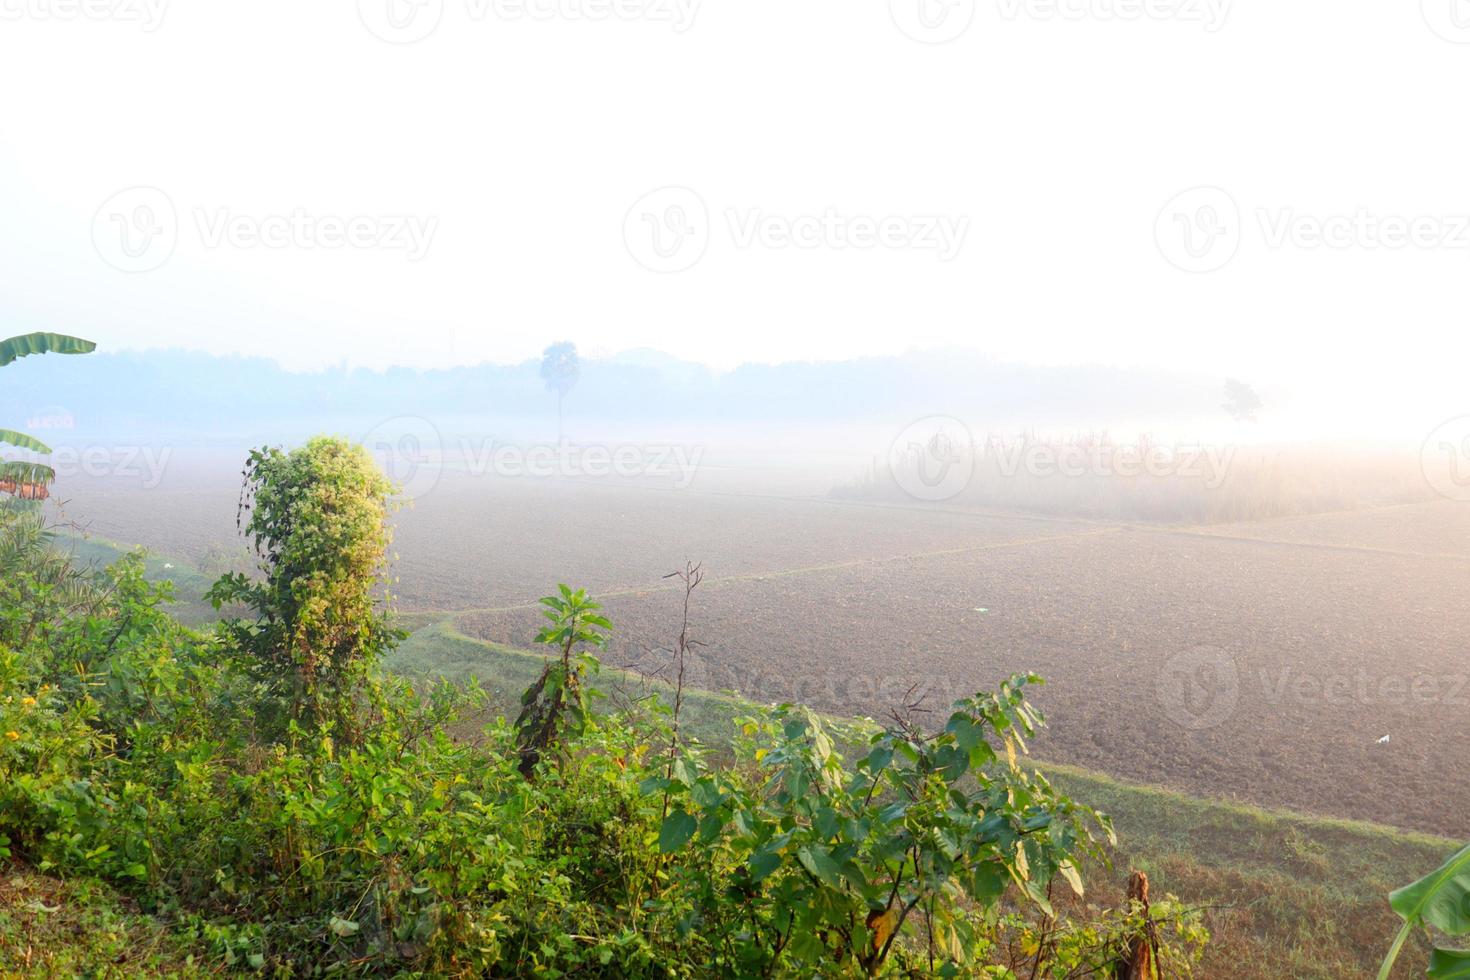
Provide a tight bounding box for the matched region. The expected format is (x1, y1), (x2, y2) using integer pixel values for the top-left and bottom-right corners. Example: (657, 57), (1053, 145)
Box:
(4, 731), (18, 741)
(21, 697), (35, 707)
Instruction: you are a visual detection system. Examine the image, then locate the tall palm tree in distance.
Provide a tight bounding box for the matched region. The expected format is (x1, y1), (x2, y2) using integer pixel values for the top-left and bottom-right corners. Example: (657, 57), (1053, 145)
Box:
(540, 341), (580, 445)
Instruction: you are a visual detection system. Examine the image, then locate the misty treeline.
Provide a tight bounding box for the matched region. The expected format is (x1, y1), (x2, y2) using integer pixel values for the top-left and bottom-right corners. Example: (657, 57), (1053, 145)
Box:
(1, 346), (1228, 433)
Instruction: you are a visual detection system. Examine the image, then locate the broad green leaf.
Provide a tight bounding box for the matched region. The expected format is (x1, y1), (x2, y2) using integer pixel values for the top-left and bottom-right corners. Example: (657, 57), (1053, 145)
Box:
(638, 775), (671, 796)
(1390, 842), (1470, 936)
(0, 429), (50, 454)
(697, 811), (724, 845)
(970, 862), (1007, 902)
(0, 332), (96, 367)
(838, 860), (871, 893)
(797, 844), (844, 889)
(864, 745), (893, 772)
(1023, 877), (1053, 917)
(935, 744), (969, 783)
(748, 847), (782, 882)
(968, 741), (997, 769)
(659, 809), (698, 853)
(1429, 948), (1470, 979)
(878, 801), (908, 824)
(946, 714), (980, 751)
(690, 777), (722, 810)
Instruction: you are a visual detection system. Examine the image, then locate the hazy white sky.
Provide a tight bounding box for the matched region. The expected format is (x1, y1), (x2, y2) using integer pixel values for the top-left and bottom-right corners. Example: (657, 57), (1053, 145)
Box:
(1, 0), (1467, 433)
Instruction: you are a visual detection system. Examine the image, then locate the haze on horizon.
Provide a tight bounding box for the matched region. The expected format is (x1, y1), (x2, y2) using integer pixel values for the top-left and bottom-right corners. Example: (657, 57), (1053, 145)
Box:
(3, 2), (1468, 443)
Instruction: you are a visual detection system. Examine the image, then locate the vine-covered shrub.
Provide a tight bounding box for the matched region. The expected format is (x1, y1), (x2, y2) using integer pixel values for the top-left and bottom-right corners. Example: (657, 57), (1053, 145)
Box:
(207, 437), (401, 742)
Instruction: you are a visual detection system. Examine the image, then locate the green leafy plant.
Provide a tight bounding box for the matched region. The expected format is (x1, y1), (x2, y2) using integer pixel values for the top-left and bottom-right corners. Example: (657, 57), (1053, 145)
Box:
(1379, 841), (1470, 979)
(514, 584), (610, 777)
(646, 676), (1117, 975)
(0, 332), (95, 498)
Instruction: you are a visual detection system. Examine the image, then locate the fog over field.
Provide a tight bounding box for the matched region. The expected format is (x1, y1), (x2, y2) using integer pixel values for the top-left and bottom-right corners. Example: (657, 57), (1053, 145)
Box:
(30, 349), (1470, 838)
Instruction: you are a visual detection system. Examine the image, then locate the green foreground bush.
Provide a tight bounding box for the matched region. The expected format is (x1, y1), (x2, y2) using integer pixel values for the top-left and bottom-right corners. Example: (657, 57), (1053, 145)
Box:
(0, 442), (1208, 976)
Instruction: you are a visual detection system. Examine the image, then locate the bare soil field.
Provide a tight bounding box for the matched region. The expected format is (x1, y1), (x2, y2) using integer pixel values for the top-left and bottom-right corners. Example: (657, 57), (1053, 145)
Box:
(1195, 498), (1470, 557)
(386, 477), (1102, 610)
(57, 462), (1470, 838)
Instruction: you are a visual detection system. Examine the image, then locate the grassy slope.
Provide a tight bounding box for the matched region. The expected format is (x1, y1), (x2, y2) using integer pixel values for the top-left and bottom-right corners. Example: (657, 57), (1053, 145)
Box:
(61, 534), (220, 625)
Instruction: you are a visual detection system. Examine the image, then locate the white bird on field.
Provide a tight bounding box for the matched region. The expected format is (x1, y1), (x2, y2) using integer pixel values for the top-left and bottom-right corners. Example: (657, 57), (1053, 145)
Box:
(1376, 735), (1391, 746)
